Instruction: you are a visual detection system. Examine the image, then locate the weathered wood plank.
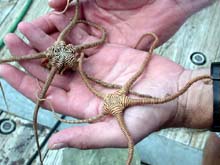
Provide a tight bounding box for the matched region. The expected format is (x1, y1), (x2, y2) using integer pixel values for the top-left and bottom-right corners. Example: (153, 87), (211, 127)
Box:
(0, 79), (58, 128)
(153, 1), (220, 150)
(156, 2), (220, 66)
(43, 149), (63, 165)
(42, 148), (141, 165)
(158, 128), (210, 150)
(0, 0), (17, 25)
(0, 0), (58, 128)
(0, 1), (62, 164)
(0, 112), (50, 164)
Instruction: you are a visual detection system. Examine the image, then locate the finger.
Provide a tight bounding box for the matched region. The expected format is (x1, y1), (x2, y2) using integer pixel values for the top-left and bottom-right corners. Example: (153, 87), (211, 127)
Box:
(0, 65), (104, 121)
(48, 121), (129, 150)
(0, 64), (67, 108)
(4, 33), (34, 56)
(18, 22), (55, 52)
(48, 0), (68, 11)
(31, 14), (57, 34)
(0, 64), (99, 119)
(4, 33), (71, 91)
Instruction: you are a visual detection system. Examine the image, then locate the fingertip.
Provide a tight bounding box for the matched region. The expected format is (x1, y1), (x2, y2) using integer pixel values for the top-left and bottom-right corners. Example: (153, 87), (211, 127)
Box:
(48, 0), (67, 10)
(4, 33), (14, 45)
(18, 22), (32, 34)
(47, 122), (124, 150)
(18, 21), (55, 51)
(0, 64), (7, 75)
(4, 33), (22, 49)
(47, 130), (69, 149)
(0, 64), (16, 77)
(17, 21), (26, 30)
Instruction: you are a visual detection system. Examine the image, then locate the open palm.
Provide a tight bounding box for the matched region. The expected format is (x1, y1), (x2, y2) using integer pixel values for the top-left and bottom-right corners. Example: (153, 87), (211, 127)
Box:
(0, 22), (184, 149)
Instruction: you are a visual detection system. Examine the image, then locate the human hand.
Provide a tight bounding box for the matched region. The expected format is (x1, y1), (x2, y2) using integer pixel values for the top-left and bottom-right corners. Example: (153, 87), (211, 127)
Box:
(0, 22), (202, 150)
(44, 0), (215, 50)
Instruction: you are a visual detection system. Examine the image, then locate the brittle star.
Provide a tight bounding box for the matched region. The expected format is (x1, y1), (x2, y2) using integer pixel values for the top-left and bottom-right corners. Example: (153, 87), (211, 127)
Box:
(51, 32), (212, 165)
(0, 0), (105, 164)
(53, 32), (159, 165)
(0, 0), (155, 164)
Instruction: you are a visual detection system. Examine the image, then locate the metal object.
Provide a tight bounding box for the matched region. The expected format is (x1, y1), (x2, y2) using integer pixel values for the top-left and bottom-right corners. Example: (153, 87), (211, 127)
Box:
(141, 161), (150, 165)
(190, 52), (206, 65)
(0, 119), (16, 134)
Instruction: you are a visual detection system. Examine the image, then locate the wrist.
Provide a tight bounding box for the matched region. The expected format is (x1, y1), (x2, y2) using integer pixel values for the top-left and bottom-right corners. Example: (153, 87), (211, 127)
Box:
(175, 68), (213, 129)
(176, 0), (215, 17)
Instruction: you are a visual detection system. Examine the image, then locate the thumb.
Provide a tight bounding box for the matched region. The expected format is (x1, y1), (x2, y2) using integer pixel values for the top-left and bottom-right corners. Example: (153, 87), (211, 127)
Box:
(48, 122), (128, 150)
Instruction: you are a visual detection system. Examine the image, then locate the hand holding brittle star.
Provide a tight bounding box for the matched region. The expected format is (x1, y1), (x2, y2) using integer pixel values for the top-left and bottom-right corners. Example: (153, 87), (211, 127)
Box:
(0, 0), (213, 164)
(46, 0), (216, 50)
(0, 1), (154, 163)
(1, 26), (213, 165)
(0, 0), (109, 163)
(71, 33), (210, 164)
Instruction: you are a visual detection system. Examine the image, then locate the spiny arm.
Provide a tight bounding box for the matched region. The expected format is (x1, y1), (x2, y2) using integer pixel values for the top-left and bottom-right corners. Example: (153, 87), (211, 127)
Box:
(128, 75), (212, 106)
(85, 72), (157, 98)
(78, 52), (105, 99)
(75, 20), (107, 50)
(122, 33), (159, 94)
(115, 113), (134, 165)
(0, 52), (46, 64)
(57, 0), (79, 42)
(33, 66), (58, 164)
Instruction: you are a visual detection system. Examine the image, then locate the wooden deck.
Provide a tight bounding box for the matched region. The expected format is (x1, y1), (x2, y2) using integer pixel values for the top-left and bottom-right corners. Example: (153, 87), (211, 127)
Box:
(0, 0), (220, 165)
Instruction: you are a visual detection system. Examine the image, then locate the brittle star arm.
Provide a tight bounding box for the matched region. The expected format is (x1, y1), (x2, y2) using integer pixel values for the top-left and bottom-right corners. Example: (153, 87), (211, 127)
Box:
(34, 66), (58, 165)
(52, 111), (105, 124)
(127, 75), (212, 106)
(74, 19), (107, 50)
(84, 33), (159, 99)
(85, 73), (157, 98)
(51, 52), (107, 124)
(78, 49), (135, 165)
(35, 86), (106, 124)
(78, 52), (106, 99)
(54, 0), (73, 14)
(115, 113), (134, 165)
(83, 32), (160, 99)
(122, 32), (159, 95)
(0, 52), (46, 63)
(57, 0), (79, 42)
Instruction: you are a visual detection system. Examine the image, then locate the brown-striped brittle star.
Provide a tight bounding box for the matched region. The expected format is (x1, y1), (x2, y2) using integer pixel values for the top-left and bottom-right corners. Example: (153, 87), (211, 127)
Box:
(0, 0), (106, 164)
(51, 32), (212, 165)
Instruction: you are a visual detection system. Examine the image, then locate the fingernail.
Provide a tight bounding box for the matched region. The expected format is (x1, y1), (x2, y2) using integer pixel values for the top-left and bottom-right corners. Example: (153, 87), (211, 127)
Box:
(50, 143), (66, 150)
